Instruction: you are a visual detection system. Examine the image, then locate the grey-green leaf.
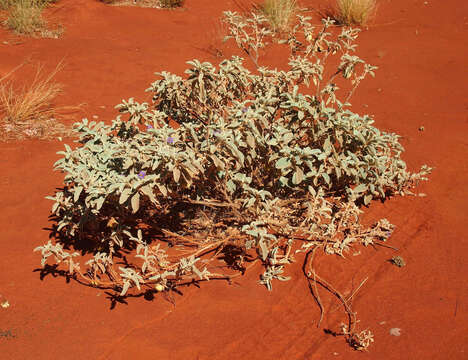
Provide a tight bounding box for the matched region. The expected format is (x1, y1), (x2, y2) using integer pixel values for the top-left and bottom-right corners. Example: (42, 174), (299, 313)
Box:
(119, 188), (132, 204)
(173, 168), (181, 183)
(74, 186), (83, 202)
(276, 157), (290, 169)
(131, 192), (140, 213)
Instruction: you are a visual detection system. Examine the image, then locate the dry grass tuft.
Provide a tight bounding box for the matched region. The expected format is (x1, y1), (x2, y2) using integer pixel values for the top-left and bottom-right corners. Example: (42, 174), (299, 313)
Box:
(2, 0), (61, 36)
(0, 0), (15, 10)
(323, 0), (377, 26)
(5, 0), (44, 35)
(259, 0), (298, 33)
(0, 63), (77, 142)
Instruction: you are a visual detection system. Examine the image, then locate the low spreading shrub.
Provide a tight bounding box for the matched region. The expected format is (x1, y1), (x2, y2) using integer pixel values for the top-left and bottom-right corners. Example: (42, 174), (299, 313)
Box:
(35, 12), (430, 350)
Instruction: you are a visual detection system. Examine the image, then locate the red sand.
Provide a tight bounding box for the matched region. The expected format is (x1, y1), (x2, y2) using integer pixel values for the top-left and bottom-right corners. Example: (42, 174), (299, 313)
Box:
(1, 0), (467, 358)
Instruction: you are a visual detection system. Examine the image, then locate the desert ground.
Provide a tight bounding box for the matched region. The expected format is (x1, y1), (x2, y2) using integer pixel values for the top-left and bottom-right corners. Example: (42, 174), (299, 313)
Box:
(0, 0), (467, 359)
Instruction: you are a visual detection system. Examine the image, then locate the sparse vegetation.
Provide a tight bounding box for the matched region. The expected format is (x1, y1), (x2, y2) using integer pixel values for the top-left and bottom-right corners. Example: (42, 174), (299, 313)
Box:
(0, 63), (75, 141)
(258, 0), (298, 33)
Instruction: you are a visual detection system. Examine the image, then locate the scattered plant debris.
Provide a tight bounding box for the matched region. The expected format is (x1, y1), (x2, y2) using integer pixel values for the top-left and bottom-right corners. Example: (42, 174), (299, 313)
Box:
(390, 256), (406, 267)
(0, 329), (16, 338)
(100, 0), (184, 8)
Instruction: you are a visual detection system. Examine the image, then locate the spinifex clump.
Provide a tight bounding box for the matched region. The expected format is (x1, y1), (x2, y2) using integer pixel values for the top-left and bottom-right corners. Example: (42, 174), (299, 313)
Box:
(35, 13), (430, 351)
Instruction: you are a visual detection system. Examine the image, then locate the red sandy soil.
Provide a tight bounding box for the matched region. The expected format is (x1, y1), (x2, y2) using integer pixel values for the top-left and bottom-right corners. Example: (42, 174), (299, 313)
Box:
(0, 0), (467, 359)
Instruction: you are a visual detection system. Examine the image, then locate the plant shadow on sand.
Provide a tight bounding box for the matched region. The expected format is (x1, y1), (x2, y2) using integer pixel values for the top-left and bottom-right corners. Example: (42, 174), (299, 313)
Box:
(36, 188), (255, 309)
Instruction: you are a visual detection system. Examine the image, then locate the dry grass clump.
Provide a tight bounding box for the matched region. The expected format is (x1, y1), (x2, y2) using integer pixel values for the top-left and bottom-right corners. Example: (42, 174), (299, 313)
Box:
(4, 0), (44, 35)
(258, 0), (298, 33)
(325, 0), (377, 26)
(1, 0), (60, 36)
(0, 0), (15, 10)
(0, 63), (76, 141)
